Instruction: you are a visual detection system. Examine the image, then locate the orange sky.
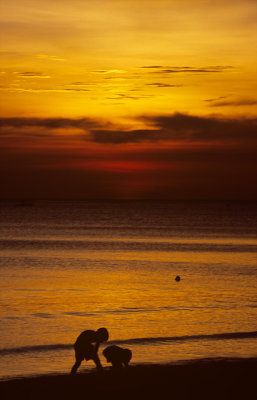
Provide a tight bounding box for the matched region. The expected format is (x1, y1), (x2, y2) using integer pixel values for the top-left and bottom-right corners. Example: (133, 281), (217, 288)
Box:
(1, 0), (257, 199)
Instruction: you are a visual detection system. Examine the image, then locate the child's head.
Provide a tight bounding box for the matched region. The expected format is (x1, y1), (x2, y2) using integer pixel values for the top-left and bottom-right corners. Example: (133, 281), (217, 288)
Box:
(122, 348), (132, 364)
(96, 327), (109, 342)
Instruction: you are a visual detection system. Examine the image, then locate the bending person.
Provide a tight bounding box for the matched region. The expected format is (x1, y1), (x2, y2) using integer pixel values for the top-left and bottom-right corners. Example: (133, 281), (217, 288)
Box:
(70, 327), (109, 374)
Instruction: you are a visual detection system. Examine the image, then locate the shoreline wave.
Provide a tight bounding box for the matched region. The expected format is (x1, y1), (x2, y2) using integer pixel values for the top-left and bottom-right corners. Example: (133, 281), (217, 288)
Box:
(1, 330), (257, 356)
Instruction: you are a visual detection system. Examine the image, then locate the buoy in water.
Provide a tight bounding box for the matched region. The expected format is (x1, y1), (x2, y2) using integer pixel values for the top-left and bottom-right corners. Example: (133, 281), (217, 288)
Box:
(175, 275), (181, 282)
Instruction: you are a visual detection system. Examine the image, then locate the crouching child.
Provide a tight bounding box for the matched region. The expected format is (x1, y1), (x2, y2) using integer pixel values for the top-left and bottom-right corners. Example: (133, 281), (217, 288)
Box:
(103, 345), (132, 369)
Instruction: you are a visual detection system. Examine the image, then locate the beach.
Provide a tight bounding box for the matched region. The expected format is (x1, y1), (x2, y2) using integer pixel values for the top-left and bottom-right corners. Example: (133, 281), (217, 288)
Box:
(1, 358), (257, 400)
(1, 200), (257, 383)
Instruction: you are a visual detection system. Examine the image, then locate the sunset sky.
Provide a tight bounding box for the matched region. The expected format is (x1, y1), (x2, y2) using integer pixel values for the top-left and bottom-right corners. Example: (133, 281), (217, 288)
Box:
(1, 0), (257, 199)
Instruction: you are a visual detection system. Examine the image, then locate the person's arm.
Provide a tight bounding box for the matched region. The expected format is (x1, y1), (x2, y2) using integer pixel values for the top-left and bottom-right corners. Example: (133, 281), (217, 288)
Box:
(94, 340), (100, 353)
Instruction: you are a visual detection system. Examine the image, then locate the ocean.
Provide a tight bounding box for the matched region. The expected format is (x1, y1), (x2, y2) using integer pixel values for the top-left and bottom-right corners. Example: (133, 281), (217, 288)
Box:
(0, 200), (257, 380)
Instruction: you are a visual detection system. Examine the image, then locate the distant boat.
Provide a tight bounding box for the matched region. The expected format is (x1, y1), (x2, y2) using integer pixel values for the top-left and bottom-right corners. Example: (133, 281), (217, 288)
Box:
(175, 276), (181, 282)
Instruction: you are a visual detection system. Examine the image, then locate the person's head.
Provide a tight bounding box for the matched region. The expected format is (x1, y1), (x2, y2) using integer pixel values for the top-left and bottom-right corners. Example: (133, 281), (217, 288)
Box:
(96, 327), (109, 342)
(122, 348), (132, 364)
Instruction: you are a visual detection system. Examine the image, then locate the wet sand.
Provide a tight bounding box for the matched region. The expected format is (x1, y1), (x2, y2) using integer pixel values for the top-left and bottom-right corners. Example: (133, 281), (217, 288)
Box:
(1, 357), (257, 400)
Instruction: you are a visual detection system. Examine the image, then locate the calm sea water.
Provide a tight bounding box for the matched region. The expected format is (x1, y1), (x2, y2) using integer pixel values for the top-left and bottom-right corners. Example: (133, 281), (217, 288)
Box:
(0, 200), (257, 380)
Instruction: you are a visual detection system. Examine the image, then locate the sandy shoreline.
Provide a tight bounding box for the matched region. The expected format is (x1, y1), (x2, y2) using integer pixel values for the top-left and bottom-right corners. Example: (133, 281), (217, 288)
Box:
(1, 357), (257, 400)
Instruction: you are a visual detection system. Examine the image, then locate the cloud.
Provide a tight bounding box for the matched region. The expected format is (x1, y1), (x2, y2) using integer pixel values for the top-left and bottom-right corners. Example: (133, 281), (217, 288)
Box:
(105, 92), (150, 101)
(0, 117), (97, 131)
(89, 129), (157, 143)
(0, 87), (90, 93)
(147, 83), (183, 88)
(14, 71), (51, 78)
(141, 66), (233, 73)
(208, 98), (257, 107)
(89, 113), (257, 145)
(144, 113), (257, 143)
(141, 66), (164, 69)
(63, 88), (90, 92)
(1, 113), (257, 145)
(1, 113), (256, 199)
(91, 69), (126, 74)
(204, 96), (228, 103)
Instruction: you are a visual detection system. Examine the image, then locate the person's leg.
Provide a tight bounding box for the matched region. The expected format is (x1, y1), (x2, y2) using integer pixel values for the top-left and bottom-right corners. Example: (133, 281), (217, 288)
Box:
(92, 354), (103, 372)
(70, 352), (84, 374)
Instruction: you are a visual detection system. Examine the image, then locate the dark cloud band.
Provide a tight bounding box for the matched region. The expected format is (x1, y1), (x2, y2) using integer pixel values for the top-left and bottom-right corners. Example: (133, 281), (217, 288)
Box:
(0, 113), (256, 145)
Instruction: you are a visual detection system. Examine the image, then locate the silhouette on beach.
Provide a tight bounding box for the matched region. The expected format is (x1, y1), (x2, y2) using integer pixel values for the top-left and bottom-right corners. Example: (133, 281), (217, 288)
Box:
(103, 345), (132, 369)
(70, 328), (109, 374)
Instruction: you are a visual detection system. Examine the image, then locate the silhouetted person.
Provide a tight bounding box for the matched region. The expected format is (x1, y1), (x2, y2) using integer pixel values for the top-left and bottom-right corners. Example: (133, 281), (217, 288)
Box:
(103, 345), (132, 369)
(70, 327), (109, 374)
